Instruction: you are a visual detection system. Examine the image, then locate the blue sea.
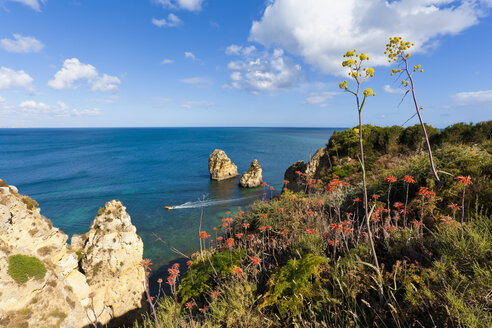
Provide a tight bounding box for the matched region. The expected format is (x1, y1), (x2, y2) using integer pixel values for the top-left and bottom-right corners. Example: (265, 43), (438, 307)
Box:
(0, 127), (338, 269)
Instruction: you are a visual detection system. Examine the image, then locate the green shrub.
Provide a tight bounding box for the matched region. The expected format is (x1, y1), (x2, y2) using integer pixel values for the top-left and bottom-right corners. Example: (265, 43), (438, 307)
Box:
(21, 196), (38, 210)
(178, 250), (244, 303)
(8, 254), (47, 284)
(261, 254), (327, 319)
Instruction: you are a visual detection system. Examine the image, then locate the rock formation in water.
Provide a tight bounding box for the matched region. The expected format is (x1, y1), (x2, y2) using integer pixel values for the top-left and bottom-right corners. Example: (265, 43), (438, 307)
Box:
(239, 159), (263, 188)
(284, 148), (331, 192)
(208, 149), (239, 181)
(0, 179), (145, 328)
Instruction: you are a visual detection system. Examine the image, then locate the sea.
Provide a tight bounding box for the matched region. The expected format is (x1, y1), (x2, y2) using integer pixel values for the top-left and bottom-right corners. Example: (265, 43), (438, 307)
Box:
(0, 127), (339, 270)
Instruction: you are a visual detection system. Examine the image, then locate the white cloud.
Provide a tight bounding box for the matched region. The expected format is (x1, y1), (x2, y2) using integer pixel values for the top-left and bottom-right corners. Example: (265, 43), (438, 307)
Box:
(225, 44), (257, 56)
(0, 67), (34, 92)
(250, 0), (492, 75)
(0, 34), (44, 53)
(152, 14), (183, 27)
(184, 51), (196, 61)
(225, 47), (303, 92)
(180, 100), (215, 109)
(6, 0), (45, 11)
(0, 97), (100, 116)
(452, 89), (492, 105)
(48, 58), (120, 92)
(90, 74), (121, 93)
(161, 59), (174, 64)
(178, 76), (211, 86)
(383, 84), (406, 94)
(48, 58), (97, 89)
(304, 91), (338, 107)
(153, 0), (203, 12)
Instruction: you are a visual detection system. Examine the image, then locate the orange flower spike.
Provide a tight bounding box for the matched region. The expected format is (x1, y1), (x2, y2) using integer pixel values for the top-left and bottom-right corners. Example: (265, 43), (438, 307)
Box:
(385, 175), (397, 183)
(242, 223), (250, 229)
(232, 267), (243, 277)
(306, 228), (317, 235)
(250, 256), (261, 265)
(199, 231), (208, 239)
(226, 238), (234, 247)
(403, 175), (415, 184)
(261, 213), (268, 219)
(456, 176), (472, 185)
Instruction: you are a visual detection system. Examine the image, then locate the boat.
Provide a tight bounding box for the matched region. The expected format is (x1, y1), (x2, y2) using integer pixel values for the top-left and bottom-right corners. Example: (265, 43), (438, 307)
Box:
(165, 206), (174, 210)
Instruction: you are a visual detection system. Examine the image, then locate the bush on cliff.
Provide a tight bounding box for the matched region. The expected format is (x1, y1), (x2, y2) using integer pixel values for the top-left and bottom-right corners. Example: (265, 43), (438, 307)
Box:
(8, 254), (47, 284)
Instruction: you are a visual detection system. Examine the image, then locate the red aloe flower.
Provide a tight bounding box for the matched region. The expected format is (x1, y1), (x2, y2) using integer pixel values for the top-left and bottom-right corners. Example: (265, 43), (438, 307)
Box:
(385, 175), (397, 183)
(403, 175), (415, 184)
(456, 176), (472, 185)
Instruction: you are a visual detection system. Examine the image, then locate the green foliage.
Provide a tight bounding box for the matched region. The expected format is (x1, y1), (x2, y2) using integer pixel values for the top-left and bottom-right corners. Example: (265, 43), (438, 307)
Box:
(178, 250), (244, 303)
(261, 254), (327, 319)
(21, 196), (38, 210)
(8, 254), (46, 284)
(207, 279), (272, 328)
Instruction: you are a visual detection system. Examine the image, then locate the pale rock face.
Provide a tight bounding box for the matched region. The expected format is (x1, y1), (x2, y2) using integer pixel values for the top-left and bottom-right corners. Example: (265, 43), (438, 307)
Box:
(0, 178), (145, 328)
(239, 159), (263, 188)
(0, 181), (90, 328)
(208, 149), (239, 181)
(75, 200), (145, 324)
(305, 148), (330, 178)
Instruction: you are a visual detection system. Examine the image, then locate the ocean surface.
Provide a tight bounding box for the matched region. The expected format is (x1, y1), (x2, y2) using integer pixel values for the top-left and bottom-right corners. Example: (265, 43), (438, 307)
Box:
(0, 127), (339, 269)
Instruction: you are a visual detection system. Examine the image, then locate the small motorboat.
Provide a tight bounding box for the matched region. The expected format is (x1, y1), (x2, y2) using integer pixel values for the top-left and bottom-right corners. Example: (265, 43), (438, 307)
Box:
(165, 206), (174, 210)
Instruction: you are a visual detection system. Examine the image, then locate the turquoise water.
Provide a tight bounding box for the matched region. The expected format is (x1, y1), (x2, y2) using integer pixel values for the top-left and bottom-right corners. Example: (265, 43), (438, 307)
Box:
(0, 127), (337, 268)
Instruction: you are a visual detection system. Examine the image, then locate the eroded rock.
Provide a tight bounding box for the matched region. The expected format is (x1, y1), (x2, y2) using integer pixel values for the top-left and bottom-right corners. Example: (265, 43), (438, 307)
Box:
(239, 159), (263, 188)
(208, 149), (239, 181)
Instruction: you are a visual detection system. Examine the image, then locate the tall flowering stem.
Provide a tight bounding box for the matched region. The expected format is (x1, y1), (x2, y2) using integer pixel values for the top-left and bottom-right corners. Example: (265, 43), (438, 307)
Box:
(385, 175), (397, 225)
(139, 259), (161, 328)
(456, 176), (472, 226)
(386, 37), (440, 183)
(402, 175), (415, 227)
(167, 263), (180, 328)
(339, 49), (380, 272)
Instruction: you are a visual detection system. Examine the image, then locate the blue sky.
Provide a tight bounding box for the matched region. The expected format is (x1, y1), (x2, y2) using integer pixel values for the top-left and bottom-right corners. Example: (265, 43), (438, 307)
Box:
(0, 0), (491, 128)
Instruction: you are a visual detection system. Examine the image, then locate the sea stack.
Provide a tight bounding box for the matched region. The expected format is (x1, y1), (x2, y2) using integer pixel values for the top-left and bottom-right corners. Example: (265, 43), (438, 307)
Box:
(239, 159), (263, 188)
(208, 149), (239, 181)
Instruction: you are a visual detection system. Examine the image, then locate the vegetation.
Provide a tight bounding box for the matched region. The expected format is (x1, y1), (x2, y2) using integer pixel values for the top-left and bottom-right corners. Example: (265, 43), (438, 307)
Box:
(8, 254), (47, 284)
(126, 38), (492, 328)
(21, 195), (39, 210)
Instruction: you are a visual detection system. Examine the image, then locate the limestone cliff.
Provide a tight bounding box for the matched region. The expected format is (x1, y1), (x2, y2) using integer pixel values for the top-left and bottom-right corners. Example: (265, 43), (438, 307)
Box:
(208, 149), (239, 181)
(0, 179), (145, 328)
(239, 159), (263, 188)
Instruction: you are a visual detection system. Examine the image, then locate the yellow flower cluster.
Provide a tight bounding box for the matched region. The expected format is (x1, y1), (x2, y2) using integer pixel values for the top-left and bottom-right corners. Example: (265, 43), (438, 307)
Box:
(390, 68), (402, 76)
(363, 88), (375, 97)
(401, 80), (410, 87)
(385, 36), (414, 63)
(413, 64), (424, 73)
(340, 48), (375, 93)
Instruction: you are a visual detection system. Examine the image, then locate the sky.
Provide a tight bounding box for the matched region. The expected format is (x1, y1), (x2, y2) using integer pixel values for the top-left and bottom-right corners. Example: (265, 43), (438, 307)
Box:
(0, 0), (491, 128)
